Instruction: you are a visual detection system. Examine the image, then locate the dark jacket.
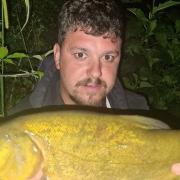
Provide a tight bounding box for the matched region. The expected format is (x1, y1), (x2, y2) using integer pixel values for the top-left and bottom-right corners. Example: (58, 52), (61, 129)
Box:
(9, 55), (149, 115)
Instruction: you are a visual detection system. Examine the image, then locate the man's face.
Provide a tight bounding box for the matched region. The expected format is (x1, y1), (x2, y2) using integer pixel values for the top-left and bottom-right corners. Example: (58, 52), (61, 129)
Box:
(54, 30), (122, 106)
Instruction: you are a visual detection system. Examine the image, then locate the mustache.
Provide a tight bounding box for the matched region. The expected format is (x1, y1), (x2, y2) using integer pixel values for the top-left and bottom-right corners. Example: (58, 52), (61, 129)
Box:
(75, 78), (107, 88)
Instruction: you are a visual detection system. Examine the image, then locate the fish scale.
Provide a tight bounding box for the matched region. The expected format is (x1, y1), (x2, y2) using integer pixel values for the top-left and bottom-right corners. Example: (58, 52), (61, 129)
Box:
(0, 108), (180, 179)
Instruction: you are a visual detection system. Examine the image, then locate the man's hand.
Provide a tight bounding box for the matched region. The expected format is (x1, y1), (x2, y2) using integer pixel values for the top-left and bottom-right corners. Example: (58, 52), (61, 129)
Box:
(171, 163), (180, 175)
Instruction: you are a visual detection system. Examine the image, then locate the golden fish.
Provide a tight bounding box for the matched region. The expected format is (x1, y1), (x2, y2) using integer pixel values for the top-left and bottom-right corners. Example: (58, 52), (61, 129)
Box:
(0, 106), (180, 180)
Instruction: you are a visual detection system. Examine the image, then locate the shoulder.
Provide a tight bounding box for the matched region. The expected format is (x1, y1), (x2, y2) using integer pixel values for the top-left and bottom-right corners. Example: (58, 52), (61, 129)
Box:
(125, 89), (149, 110)
(8, 55), (60, 115)
(108, 79), (149, 110)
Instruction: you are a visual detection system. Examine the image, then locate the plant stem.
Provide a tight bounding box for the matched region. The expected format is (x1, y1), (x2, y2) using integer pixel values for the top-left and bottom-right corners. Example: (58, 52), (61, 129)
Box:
(0, 0), (5, 117)
(0, 72), (37, 78)
(149, 0), (156, 19)
(16, 10), (33, 71)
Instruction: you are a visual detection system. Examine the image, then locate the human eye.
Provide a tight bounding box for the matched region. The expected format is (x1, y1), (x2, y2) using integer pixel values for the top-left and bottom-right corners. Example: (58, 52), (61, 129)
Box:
(73, 52), (87, 60)
(102, 54), (115, 62)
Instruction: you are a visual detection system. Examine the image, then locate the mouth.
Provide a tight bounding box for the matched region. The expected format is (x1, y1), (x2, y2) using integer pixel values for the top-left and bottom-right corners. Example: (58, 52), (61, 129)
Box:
(82, 83), (103, 92)
(76, 78), (107, 90)
(86, 83), (102, 87)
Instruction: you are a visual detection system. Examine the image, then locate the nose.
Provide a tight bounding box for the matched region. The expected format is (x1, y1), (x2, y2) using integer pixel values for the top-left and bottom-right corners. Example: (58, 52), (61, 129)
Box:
(87, 60), (102, 78)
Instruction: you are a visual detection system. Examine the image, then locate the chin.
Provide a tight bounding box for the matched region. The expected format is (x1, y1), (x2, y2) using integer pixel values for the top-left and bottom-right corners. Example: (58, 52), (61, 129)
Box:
(71, 90), (106, 106)
(79, 96), (104, 107)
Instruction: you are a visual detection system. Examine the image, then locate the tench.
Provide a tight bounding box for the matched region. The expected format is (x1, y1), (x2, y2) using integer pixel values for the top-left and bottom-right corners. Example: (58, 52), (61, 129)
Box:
(0, 106), (180, 180)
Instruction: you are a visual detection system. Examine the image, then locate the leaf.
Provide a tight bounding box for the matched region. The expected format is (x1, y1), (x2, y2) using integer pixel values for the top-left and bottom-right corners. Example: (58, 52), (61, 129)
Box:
(175, 20), (180, 33)
(7, 53), (28, 59)
(139, 81), (153, 88)
(33, 49), (53, 61)
(149, 20), (157, 33)
(162, 75), (176, 85)
(132, 73), (138, 83)
(0, 47), (8, 59)
(4, 58), (15, 65)
(128, 8), (148, 23)
(21, 0), (30, 31)
(33, 55), (43, 61)
(34, 70), (44, 79)
(155, 32), (167, 48)
(167, 50), (174, 61)
(152, 1), (180, 15)
(175, 91), (180, 98)
(148, 58), (160, 69)
(122, 77), (136, 90)
(2, 0), (9, 29)
(44, 49), (53, 57)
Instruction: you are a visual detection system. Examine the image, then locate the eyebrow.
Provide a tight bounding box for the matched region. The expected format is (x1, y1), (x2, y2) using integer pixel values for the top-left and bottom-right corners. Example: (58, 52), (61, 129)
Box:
(69, 47), (88, 52)
(69, 47), (120, 56)
(103, 50), (120, 56)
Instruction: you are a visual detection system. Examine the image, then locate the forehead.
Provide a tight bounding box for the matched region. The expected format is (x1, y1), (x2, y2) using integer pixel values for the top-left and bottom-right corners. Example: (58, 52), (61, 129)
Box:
(62, 29), (122, 50)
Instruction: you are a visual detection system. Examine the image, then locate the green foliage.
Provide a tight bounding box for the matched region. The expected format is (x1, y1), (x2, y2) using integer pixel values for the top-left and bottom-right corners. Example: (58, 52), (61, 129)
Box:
(2, 0), (30, 30)
(5, 76), (37, 110)
(0, 0), (43, 115)
(1, 0), (180, 118)
(2, 0), (9, 29)
(21, 0), (30, 31)
(0, 47), (8, 59)
(122, 0), (180, 116)
(0, 47), (29, 64)
(1, 0), (62, 112)
(152, 1), (180, 15)
(6, 0), (62, 53)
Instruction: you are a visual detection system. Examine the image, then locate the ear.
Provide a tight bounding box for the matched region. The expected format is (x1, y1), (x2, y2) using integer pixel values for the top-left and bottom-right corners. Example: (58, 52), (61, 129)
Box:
(53, 43), (61, 70)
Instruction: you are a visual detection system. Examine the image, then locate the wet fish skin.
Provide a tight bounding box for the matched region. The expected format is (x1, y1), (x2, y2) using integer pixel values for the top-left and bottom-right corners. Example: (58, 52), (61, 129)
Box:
(0, 108), (180, 179)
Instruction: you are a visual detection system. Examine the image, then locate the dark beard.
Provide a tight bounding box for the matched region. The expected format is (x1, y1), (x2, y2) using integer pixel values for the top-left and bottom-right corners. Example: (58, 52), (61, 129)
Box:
(69, 77), (107, 106)
(75, 77), (107, 88)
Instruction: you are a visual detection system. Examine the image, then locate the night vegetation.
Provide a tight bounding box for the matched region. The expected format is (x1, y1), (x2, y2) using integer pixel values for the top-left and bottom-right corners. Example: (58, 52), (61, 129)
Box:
(0, 0), (180, 118)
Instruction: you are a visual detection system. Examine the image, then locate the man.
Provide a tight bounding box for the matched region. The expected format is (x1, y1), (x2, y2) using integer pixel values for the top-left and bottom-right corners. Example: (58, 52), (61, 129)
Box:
(10, 0), (149, 113)
(9, 0), (180, 175)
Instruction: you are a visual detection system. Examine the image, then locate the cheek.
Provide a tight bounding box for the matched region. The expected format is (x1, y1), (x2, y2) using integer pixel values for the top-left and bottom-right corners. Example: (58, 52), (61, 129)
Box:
(59, 61), (74, 87)
(60, 61), (86, 87)
(102, 65), (119, 86)
(60, 51), (87, 76)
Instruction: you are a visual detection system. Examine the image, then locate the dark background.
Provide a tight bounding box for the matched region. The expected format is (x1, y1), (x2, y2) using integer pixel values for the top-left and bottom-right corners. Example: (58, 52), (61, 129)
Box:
(1, 0), (180, 123)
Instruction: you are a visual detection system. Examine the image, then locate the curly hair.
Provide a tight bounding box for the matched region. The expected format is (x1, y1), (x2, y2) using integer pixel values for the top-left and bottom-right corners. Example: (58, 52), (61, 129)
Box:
(57, 0), (125, 44)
